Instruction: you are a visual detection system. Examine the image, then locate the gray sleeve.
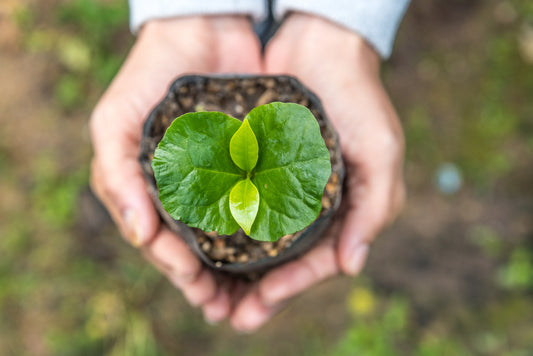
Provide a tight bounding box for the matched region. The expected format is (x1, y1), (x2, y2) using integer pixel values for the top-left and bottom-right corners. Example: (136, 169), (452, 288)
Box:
(274, 0), (410, 58)
(128, 0), (267, 33)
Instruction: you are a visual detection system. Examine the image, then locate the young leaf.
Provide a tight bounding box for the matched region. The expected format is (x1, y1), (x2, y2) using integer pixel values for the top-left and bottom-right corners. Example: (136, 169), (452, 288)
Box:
(229, 118), (259, 171)
(246, 102), (331, 241)
(152, 112), (244, 235)
(229, 178), (260, 235)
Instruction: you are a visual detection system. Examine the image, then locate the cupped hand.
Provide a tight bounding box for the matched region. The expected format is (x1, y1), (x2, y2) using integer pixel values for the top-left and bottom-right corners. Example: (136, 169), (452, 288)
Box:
(89, 15), (263, 321)
(91, 13), (405, 333)
(226, 13), (406, 331)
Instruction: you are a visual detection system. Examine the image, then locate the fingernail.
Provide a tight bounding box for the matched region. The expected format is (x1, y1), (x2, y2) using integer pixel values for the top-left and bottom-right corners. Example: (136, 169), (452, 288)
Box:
(346, 244), (369, 275)
(123, 209), (143, 247)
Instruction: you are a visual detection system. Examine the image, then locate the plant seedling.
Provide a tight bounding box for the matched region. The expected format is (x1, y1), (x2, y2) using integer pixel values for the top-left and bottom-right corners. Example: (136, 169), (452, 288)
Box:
(152, 102), (331, 242)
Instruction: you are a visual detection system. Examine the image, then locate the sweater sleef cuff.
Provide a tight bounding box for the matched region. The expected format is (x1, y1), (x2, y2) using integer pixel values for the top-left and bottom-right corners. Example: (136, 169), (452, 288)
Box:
(274, 0), (410, 58)
(128, 0), (267, 32)
(128, 0), (410, 59)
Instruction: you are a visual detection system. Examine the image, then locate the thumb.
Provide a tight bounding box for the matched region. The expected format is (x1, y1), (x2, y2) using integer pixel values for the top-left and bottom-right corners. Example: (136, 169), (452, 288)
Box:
(337, 170), (395, 276)
(90, 105), (159, 247)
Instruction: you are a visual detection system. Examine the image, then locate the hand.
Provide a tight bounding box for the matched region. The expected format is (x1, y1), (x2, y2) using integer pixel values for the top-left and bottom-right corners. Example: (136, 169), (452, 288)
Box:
(226, 13), (406, 331)
(89, 16), (263, 321)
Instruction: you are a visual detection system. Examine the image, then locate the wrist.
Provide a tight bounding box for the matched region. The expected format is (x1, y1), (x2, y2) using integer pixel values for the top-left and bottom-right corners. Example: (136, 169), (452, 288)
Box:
(138, 16), (215, 50)
(137, 15), (262, 73)
(269, 12), (381, 77)
(298, 12), (380, 71)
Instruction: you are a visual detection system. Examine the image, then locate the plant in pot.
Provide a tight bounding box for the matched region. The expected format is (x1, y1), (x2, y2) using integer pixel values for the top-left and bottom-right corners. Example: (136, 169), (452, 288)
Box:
(139, 75), (344, 276)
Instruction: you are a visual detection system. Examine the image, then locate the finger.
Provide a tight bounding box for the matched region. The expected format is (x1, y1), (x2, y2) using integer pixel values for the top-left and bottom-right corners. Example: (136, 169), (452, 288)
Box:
(229, 237), (340, 332)
(209, 16), (263, 73)
(202, 286), (231, 325)
(90, 157), (158, 247)
(89, 99), (160, 246)
(142, 228), (219, 307)
(141, 228), (203, 283)
(258, 237), (339, 307)
(337, 165), (397, 276)
(230, 287), (282, 333)
(169, 269), (218, 307)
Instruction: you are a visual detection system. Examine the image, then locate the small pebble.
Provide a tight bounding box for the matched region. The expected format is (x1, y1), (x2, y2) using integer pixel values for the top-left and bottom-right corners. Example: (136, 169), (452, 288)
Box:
(264, 78), (275, 88)
(206, 231), (219, 238)
(325, 182), (337, 195)
(257, 90), (276, 106)
(261, 242), (274, 251)
(169, 102), (179, 111)
(234, 104), (244, 115)
(207, 81), (222, 92)
(234, 93), (244, 103)
(331, 172), (338, 184)
(322, 195), (331, 209)
(299, 98), (309, 107)
(280, 235), (292, 241)
(179, 97), (193, 108)
(201, 242), (211, 252)
(194, 104), (206, 112)
(213, 239), (225, 248)
(237, 254), (249, 263)
(225, 81), (236, 91)
(246, 87), (256, 96)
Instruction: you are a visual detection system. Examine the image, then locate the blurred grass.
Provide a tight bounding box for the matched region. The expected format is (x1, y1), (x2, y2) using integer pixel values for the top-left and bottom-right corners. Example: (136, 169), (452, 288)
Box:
(1, 0), (533, 355)
(16, 0), (130, 110)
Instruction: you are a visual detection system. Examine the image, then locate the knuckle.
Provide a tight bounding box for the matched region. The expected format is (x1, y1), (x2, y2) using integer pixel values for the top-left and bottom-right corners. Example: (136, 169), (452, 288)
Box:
(88, 104), (106, 138)
(379, 130), (404, 158)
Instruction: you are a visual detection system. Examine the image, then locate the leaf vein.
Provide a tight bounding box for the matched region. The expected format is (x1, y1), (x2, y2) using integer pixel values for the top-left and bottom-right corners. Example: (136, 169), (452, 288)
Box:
(254, 157), (325, 176)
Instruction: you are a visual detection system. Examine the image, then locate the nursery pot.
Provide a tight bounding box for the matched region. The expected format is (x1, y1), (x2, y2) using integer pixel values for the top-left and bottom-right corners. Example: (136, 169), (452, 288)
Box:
(139, 75), (344, 276)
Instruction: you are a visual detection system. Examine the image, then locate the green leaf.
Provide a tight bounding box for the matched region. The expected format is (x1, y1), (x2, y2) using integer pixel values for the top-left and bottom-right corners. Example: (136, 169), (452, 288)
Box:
(152, 102), (332, 243)
(152, 112), (244, 235)
(246, 102), (331, 241)
(229, 178), (260, 235)
(230, 118), (259, 171)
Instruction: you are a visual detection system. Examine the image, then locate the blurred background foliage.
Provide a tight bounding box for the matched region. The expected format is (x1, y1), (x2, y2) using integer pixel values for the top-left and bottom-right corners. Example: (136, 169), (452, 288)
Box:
(0, 0), (532, 355)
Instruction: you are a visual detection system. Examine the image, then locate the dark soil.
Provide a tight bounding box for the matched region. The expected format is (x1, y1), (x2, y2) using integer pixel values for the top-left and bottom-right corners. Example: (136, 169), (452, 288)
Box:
(140, 75), (343, 270)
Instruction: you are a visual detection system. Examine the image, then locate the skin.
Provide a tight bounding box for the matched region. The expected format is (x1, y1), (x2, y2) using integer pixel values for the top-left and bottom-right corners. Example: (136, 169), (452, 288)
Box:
(90, 13), (405, 333)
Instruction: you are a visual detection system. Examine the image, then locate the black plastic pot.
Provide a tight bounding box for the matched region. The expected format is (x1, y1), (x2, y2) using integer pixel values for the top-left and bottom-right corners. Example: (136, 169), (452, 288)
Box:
(139, 75), (344, 275)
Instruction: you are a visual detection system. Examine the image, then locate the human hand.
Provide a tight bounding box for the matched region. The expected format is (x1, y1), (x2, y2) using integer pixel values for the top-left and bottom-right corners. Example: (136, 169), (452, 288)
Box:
(226, 13), (406, 331)
(89, 16), (263, 320)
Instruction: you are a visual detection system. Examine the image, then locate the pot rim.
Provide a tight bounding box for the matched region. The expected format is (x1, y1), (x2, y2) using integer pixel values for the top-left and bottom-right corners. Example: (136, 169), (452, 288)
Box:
(139, 74), (345, 275)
